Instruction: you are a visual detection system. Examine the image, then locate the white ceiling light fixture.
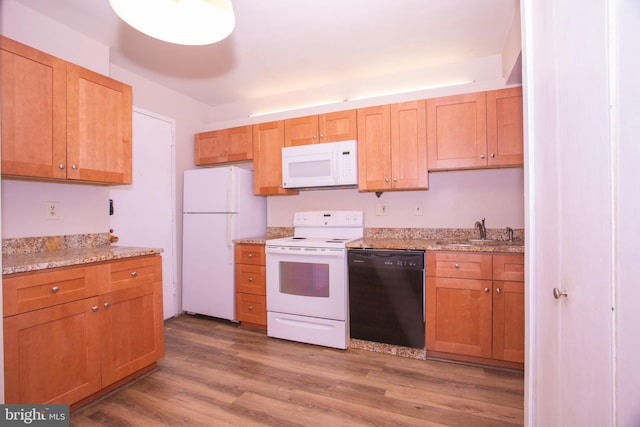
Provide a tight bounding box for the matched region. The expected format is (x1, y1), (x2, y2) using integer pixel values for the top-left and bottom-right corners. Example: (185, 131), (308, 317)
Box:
(109, 0), (235, 46)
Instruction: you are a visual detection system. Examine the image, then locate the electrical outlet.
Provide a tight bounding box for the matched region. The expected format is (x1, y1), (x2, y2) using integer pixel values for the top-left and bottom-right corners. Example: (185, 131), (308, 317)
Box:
(414, 202), (423, 216)
(375, 203), (388, 216)
(45, 201), (60, 220)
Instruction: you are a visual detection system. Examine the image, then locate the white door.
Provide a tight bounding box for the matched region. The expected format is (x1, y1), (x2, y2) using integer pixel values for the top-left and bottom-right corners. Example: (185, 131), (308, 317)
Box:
(110, 108), (178, 319)
(522, 0), (614, 425)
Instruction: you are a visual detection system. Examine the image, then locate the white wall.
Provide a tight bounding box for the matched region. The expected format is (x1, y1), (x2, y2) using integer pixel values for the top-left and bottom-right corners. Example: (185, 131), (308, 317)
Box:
(268, 168), (524, 229)
(1, 181), (110, 238)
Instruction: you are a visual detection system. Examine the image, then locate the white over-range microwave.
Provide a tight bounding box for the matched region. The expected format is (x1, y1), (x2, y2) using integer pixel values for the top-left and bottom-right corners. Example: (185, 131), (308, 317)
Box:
(281, 140), (358, 189)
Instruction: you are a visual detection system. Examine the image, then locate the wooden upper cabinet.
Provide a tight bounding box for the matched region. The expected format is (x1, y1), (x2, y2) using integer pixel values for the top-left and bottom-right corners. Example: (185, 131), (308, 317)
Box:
(66, 63), (132, 184)
(486, 87), (523, 167)
(357, 101), (428, 191)
(357, 105), (391, 190)
(0, 36), (67, 179)
(284, 110), (357, 146)
(252, 121), (298, 196)
(195, 125), (253, 165)
(0, 36), (133, 184)
(427, 88), (523, 171)
(390, 101), (428, 190)
(427, 91), (488, 170)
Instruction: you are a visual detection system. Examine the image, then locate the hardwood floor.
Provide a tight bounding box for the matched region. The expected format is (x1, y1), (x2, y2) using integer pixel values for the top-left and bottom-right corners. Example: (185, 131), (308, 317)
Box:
(71, 315), (524, 426)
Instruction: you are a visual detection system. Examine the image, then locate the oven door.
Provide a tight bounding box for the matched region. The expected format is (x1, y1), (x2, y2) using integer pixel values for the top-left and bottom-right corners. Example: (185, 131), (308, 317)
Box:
(265, 246), (347, 321)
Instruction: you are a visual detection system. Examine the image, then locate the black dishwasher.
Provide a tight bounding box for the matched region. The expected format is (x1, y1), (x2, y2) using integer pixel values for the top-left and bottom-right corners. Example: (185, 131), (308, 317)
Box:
(348, 249), (425, 349)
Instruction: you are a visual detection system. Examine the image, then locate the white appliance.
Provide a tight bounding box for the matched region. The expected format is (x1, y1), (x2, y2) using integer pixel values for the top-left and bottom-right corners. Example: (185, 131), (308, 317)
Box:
(266, 211), (364, 349)
(281, 140), (358, 189)
(182, 166), (266, 320)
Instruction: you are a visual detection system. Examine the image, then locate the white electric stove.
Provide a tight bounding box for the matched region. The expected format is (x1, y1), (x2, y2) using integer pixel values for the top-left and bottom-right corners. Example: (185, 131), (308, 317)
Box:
(265, 211), (364, 349)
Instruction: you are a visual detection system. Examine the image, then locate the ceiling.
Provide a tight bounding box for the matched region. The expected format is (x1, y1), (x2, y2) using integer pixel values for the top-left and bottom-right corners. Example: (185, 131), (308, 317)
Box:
(14, 0), (519, 118)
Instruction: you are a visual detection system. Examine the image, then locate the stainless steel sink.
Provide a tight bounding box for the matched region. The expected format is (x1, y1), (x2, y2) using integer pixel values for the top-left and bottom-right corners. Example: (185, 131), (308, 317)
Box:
(434, 240), (473, 247)
(435, 239), (522, 247)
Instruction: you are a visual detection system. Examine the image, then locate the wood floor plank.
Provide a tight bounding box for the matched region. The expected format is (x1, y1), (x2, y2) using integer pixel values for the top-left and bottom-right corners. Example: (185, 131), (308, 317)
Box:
(71, 315), (524, 426)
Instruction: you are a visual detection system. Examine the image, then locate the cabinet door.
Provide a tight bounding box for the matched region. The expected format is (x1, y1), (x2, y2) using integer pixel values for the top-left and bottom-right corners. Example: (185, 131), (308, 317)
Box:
(357, 105), (392, 191)
(426, 276), (492, 358)
(0, 36), (67, 179)
(253, 121), (298, 196)
(101, 256), (164, 386)
(486, 87), (524, 167)
(3, 297), (102, 404)
(492, 280), (525, 363)
(194, 126), (252, 165)
(320, 110), (357, 143)
(284, 115), (319, 146)
(101, 283), (164, 386)
(225, 125), (253, 162)
(194, 129), (226, 165)
(66, 63), (132, 184)
(427, 92), (487, 170)
(390, 100), (428, 190)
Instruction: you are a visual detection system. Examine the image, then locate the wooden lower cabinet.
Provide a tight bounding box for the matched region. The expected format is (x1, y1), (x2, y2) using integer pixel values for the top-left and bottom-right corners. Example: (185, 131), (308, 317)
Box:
(492, 254), (525, 363)
(234, 243), (266, 329)
(2, 255), (164, 405)
(426, 251), (524, 368)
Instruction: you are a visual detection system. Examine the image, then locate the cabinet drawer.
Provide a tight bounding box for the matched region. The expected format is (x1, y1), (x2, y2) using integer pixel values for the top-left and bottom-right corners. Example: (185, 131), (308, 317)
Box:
(426, 252), (492, 279)
(235, 244), (265, 265)
(109, 256), (161, 292)
(235, 264), (265, 295)
(493, 254), (525, 281)
(236, 293), (266, 325)
(3, 264), (107, 317)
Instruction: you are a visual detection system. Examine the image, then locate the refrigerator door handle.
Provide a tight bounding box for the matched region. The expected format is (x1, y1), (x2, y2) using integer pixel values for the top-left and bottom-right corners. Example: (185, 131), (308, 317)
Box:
(226, 214), (233, 248)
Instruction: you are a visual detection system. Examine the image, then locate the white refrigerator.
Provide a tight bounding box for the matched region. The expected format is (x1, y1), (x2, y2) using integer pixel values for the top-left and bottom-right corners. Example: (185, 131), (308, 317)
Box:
(182, 166), (266, 320)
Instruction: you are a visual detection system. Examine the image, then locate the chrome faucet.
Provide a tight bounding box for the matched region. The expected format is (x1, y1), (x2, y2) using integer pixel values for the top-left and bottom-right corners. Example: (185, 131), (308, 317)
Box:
(506, 227), (514, 242)
(474, 218), (487, 240)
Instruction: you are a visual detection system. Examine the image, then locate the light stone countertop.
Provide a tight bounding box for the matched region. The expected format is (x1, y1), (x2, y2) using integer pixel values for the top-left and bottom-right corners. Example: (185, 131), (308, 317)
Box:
(347, 237), (524, 253)
(2, 245), (163, 276)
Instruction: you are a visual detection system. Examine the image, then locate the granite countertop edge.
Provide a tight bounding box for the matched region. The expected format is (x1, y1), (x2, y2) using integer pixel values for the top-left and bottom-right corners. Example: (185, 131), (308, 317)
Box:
(346, 238), (524, 254)
(3, 246), (163, 276)
(232, 236), (524, 254)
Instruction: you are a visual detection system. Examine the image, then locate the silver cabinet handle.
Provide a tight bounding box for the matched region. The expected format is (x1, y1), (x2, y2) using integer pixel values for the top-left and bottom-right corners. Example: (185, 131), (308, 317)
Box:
(51, 286), (60, 293)
(454, 263), (460, 269)
(484, 287), (490, 292)
(248, 305), (254, 311)
(247, 253), (253, 258)
(92, 306), (99, 312)
(72, 164), (78, 170)
(393, 178), (398, 182)
(104, 302), (110, 308)
(553, 288), (568, 299)
(131, 271), (138, 277)
(480, 154), (486, 159)
(385, 178), (390, 182)
(58, 163), (65, 169)
(248, 277), (253, 282)
(490, 153), (496, 158)
(319, 133), (325, 138)
(496, 287), (502, 294)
